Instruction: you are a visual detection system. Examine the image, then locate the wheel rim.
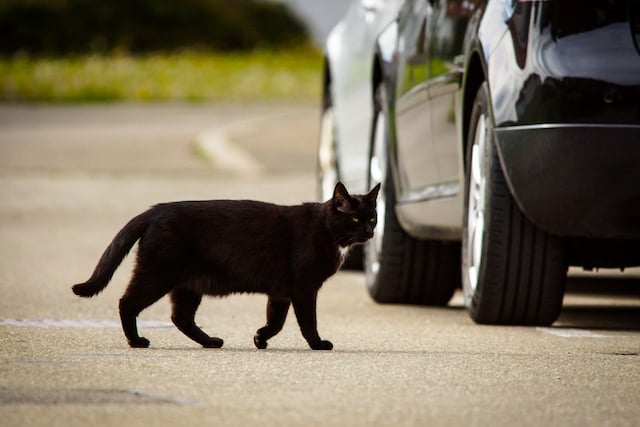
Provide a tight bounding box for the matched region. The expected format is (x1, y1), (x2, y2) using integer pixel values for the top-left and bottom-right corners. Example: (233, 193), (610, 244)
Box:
(466, 113), (487, 293)
(318, 107), (339, 201)
(365, 107), (387, 282)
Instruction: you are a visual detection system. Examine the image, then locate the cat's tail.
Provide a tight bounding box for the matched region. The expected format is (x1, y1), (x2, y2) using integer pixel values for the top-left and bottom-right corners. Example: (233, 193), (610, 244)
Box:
(72, 210), (150, 298)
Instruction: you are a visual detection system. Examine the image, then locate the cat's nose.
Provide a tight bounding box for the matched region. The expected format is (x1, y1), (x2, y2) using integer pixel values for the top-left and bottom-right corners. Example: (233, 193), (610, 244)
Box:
(365, 224), (373, 237)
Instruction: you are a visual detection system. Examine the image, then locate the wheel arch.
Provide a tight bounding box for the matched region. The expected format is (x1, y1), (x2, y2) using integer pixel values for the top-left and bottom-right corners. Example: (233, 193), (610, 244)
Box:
(322, 56), (332, 111)
(461, 52), (486, 172)
(371, 19), (400, 198)
(371, 54), (384, 108)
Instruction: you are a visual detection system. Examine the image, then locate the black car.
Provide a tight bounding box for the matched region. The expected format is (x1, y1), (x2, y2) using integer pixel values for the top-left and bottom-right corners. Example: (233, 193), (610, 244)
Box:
(357, 0), (640, 325)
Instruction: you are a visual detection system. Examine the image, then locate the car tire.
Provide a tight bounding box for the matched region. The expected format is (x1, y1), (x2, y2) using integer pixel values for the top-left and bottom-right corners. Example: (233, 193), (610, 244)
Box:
(364, 84), (459, 305)
(462, 82), (567, 325)
(317, 79), (363, 270)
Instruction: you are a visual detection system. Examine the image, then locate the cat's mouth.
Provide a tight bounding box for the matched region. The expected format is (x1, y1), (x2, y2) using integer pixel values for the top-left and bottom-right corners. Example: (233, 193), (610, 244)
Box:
(341, 232), (373, 247)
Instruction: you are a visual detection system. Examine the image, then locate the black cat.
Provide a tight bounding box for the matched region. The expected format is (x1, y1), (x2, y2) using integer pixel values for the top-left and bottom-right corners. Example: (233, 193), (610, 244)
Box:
(72, 182), (380, 350)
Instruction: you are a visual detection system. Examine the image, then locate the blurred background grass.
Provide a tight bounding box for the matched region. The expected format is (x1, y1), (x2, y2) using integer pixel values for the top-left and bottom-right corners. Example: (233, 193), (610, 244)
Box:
(0, 49), (322, 102)
(0, 0), (323, 102)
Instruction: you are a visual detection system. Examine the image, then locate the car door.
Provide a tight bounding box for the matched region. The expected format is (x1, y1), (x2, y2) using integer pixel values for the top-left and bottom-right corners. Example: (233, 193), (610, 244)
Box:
(393, 0), (438, 201)
(426, 0), (468, 203)
(392, 0), (470, 239)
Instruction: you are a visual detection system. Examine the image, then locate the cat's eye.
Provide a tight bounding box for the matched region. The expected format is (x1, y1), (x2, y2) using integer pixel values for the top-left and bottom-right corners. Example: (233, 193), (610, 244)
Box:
(352, 217), (359, 223)
(369, 218), (375, 223)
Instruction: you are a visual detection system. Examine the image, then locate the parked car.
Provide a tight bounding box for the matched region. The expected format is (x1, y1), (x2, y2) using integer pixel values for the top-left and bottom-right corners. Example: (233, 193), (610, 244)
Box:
(318, 0), (403, 268)
(320, 0), (640, 325)
(318, 0), (403, 199)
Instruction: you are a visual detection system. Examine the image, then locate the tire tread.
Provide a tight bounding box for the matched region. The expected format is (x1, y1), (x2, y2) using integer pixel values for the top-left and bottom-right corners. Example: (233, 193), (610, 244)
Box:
(463, 82), (566, 326)
(367, 163), (459, 306)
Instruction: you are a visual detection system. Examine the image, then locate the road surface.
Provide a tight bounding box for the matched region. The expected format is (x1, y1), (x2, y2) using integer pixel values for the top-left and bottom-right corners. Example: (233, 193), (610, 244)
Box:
(1, 102), (639, 427)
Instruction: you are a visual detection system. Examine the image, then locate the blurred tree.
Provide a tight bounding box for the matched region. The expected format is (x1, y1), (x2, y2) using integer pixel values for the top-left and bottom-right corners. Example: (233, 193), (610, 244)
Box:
(0, 0), (310, 55)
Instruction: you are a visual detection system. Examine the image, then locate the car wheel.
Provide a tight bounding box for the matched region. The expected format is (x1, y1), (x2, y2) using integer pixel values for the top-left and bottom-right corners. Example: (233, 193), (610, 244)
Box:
(462, 82), (567, 325)
(364, 84), (459, 305)
(317, 81), (363, 270)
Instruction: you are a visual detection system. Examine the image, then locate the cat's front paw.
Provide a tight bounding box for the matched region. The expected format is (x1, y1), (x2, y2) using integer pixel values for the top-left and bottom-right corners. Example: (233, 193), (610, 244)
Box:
(310, 340), (333, 351)
(201, 337), (224, 349)
(128, 337), (150, 348)
(254, 334), (268, 350)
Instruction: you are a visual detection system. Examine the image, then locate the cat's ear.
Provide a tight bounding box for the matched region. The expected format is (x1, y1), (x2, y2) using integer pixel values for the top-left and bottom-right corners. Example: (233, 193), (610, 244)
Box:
(333, 181), (350, 200)
(366, 183), (381, 203)
(332, 182), (350, 213)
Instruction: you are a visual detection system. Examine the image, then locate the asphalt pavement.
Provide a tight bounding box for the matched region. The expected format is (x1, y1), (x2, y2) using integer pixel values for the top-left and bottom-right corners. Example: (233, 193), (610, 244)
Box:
(1, 102), (640, 427)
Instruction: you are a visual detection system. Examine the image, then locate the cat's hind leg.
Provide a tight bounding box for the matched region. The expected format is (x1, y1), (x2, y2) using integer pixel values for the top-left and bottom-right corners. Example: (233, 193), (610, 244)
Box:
(119, 270), (173, 348)
(254, 296), (290, 349)
(170, 288), (223, 348)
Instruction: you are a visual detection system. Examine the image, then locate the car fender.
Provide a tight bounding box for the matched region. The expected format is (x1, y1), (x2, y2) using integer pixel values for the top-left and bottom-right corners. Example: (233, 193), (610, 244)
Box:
(323, 21), (346, 107)
(373, 19), (401, 196)
(324, 21), (346, 81)
(462, 0), (510, 134)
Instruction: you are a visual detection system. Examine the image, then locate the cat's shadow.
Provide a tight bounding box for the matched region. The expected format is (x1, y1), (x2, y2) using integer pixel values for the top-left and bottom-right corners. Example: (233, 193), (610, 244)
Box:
(147, 346), (431, 356)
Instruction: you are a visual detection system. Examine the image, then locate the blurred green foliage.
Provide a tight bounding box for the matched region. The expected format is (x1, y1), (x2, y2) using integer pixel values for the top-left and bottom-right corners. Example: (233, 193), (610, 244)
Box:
(0, 49), (322, 102)
(0, 0), (311, 55)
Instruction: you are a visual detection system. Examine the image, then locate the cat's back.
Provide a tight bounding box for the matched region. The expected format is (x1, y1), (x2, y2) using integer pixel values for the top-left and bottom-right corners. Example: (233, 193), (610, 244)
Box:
(153, 199), (323, 221)
(141, 199), (292, 260)
(144, 199), (325, 268)
(148, 198), (317, 239)
(151, 199), (282, 223)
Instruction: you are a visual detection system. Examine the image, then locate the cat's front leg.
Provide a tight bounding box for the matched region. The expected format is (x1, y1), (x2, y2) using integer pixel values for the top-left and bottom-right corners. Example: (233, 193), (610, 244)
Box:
(309, 339), (333, 351)
(254, 296), (290, 349)
(291, 289), (333, 351)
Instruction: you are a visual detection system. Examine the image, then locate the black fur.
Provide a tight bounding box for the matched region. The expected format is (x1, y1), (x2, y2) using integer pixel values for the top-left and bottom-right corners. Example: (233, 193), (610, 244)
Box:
(72, 182), (380, 350)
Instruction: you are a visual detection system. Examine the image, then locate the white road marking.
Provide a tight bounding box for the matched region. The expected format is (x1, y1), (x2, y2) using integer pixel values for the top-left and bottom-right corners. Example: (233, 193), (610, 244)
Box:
(537, 327), (612, 338)
(0, 319), (172, 328)
(193, 126), (264, 175)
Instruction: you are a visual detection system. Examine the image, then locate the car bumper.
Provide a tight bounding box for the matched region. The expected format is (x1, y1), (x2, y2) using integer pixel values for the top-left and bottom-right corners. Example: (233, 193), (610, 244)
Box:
(494, 124), (640, 239)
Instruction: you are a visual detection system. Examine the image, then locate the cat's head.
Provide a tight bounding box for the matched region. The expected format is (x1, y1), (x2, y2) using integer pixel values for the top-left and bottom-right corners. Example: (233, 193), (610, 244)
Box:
(328, 182), (381, 247)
